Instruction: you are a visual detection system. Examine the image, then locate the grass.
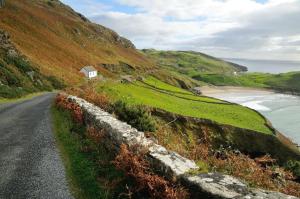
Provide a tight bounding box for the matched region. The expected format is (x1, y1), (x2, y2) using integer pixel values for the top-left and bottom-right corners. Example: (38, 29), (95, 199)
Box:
(191, 72), (300, 94)
(141, 49), (246, 75)
(0, 92), (47, 104)
(97, 77), (272, 134)
(141, 49), (300, 94)
(51, 105), (127, 199)
(0, 0), (154, 85)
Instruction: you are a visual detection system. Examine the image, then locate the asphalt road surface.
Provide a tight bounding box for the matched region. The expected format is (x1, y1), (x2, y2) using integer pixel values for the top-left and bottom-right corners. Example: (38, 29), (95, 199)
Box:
(0, 93), (74, 199)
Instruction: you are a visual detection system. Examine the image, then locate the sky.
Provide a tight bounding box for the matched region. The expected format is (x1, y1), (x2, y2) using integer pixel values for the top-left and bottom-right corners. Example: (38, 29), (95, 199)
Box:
(61, 0), (300, 61)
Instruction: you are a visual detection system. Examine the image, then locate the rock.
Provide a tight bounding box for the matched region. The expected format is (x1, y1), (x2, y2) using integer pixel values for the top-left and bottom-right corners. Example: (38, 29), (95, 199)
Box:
(183, 173), (249, 198)
(7, 49), (18, 57)
(137, 76), (145, 81)
(37, 79), (43, 86)
(121, 75), (133, 83)
(0, 29), (20, 57)
(26, 71), (35, 81)
(192, 87), (202, 95)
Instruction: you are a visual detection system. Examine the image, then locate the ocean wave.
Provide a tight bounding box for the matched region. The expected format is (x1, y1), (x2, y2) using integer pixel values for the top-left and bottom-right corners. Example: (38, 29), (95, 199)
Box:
(241, 101), (271, 111)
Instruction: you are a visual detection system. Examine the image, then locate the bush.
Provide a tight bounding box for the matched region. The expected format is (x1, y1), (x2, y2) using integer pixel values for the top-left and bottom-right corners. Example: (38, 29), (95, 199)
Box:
(114, 144), (189, 199)
(66, 86), (112, 112)
(55, 94), (84, 124)
(46, 75), (65, 89)
(113, 100), (156, 132)
(5, 56), (33, 73)
(286, 160), (300, 180)
(0, 63), (21, 86)
(0, 85), (28, 98)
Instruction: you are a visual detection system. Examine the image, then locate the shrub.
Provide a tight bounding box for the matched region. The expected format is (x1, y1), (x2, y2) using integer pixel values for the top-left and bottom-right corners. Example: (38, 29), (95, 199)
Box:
(0, 64), (21, 86)
(285, 160), (300, 180)
(46, 75), (65, 89)
(65, 86), (111, 112)
(0, 85), (28, 98)
(113, 144), (189, 199)
(55, 93), (84, 124)
(5, 56), (33, 73)
(188, 129), (300, 197)
(113, 100), (156, 132)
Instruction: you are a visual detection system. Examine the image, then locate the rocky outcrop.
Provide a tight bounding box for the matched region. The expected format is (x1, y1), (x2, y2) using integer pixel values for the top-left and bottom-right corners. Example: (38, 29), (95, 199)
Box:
(67, 95), (298, 199)
(92, 24), (136, 49)
(0, 29), (19, 57)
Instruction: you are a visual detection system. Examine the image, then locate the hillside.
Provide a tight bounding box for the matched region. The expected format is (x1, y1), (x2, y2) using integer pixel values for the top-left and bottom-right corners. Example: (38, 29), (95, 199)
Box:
(0, 0), (155, 88)
(0, 29), (61, 98)
(193, 72), (300, 94)
(141, 49), (247, 77)
(141, 49), (300, 94)
(98, 76), (272, 134)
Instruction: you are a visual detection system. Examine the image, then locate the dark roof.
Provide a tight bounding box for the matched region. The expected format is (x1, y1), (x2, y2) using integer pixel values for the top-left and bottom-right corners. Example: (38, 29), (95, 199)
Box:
(81, 66), (97, 72)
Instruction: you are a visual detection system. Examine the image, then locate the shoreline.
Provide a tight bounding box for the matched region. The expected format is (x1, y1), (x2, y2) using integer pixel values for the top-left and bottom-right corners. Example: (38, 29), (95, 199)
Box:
(200, 85), (300, 96)
(200, 85), (300, 147)
(200, 85), (275, 95)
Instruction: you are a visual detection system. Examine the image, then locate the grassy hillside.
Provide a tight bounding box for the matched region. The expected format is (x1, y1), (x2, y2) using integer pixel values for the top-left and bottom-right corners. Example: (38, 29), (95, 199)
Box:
(0, 29), (63, 98)
(193, 72), (300, 94)
(142, 49), (300, 94)
(0, 0), (155, 86)
(97, 77), (272, 134)
(141, 49), (247, 77)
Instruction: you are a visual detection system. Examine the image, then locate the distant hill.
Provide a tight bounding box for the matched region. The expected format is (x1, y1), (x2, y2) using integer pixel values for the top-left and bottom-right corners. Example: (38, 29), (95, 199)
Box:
(141, 49), (247, 78)
(0, 0), (155, 88)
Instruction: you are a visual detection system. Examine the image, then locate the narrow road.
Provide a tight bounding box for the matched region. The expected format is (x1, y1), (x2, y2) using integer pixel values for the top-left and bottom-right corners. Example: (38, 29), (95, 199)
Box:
(0, 93), (73, 199)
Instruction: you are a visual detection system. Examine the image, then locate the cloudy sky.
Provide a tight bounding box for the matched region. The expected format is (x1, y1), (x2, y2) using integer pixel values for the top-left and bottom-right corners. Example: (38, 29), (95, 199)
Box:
(61, 0), (300, 61)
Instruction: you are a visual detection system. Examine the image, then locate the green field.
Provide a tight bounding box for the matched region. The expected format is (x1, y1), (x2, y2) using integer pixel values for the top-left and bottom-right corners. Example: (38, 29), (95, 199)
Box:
(141, 49), (300, 94)
(98, 77), (272, 134)
(193, 72), (300, 94)
(141, 49), (247, 76)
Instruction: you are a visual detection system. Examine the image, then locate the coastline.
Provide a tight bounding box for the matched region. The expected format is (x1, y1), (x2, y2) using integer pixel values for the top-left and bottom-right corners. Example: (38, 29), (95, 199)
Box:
(201, 85), (300, 148)
(200, 85), (300, 97)
(200, 85), (274, 95)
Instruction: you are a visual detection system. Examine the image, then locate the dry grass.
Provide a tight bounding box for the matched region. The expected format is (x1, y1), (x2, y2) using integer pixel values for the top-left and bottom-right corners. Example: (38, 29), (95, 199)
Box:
(65, 85), (111, 112)
(113, 144), (190, 199)
(0, 0), (154, 84)
(55, 93), (83, 124)
(153, 125), (300, 197)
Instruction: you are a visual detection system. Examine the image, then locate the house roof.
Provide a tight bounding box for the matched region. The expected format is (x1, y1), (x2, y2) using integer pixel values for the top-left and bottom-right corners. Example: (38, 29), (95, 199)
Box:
(81, 66), (97, 72)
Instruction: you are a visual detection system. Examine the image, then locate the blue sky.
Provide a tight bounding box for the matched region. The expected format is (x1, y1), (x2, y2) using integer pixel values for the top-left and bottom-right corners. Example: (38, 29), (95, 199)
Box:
(62, 0), (300, 61)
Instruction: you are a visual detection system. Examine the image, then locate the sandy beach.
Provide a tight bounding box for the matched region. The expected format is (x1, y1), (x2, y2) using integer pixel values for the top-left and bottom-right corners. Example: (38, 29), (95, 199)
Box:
(200, 86), (300, 145)
(200, 86), (274, 95)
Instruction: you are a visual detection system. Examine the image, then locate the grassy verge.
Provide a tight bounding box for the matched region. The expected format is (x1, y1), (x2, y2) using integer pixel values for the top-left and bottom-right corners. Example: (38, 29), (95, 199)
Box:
(51, 105), (127, 199)
(97, 77), (272, 134)
(0, 92), (47, 104)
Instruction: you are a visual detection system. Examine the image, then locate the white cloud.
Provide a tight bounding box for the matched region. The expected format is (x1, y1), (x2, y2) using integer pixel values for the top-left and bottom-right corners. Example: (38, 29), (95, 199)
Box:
(64, 0), (300, 61)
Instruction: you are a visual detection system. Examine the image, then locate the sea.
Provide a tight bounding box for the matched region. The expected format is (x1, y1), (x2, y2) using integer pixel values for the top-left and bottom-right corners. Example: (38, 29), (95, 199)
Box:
(210, 59), (300, 145)
(226, 58), (300, 73)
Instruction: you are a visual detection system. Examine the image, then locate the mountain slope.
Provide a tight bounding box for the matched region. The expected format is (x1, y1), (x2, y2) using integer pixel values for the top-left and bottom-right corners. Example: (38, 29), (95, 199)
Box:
(0, 29), (60, 98)
(0, 0), (155, 86)
(141, 49), (247, 77)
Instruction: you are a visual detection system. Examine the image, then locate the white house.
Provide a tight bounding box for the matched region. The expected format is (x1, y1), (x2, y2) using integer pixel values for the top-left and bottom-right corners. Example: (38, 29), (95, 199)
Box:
(80, 66), (97, 79)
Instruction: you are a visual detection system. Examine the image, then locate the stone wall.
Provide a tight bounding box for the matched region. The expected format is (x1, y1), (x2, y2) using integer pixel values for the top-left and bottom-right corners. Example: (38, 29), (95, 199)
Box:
(68, 95), (298, 199)
(151, 108), (300, 164)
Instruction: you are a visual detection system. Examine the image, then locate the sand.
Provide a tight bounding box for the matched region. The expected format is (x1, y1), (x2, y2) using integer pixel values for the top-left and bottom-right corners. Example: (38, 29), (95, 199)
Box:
(200, 86), (274, 95)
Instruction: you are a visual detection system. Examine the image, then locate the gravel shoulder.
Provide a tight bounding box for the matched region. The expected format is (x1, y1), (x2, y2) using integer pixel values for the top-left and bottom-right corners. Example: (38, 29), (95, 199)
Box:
(0, 93), (74, 199)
